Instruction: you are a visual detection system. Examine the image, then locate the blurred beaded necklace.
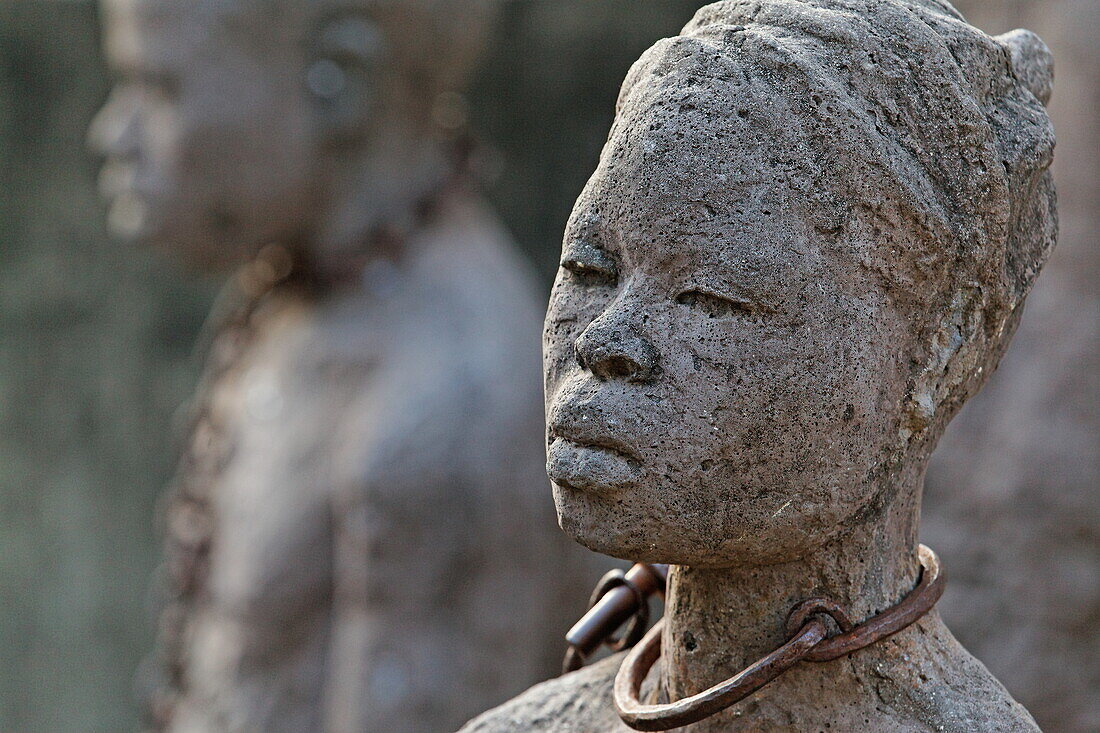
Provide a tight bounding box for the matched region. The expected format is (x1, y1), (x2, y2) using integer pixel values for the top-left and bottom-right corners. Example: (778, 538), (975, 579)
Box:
(144, 243), (297, 728)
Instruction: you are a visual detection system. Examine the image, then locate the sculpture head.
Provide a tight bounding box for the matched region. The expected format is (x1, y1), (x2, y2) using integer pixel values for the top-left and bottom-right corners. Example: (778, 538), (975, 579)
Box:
(545, 0), (1055, 567)
(88, 0), (497, 270)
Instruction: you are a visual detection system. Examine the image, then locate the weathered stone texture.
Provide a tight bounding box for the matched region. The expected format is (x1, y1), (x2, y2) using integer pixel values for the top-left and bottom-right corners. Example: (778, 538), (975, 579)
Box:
(465, 0), (1056, 729)
(467, 616), (1040, 732)
(923, 2), (1100, 731)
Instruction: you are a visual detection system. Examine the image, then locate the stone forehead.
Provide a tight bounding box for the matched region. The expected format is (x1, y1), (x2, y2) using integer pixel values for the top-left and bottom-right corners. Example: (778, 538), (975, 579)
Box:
(579, 104), (800, 262)
(590, 39), (929, 292)
(613, 7), (993, 216)
(600, 0), (1054, 319)
(599, 54), (796, 196)
(109, 0), (496, 18)
(104, 0), (499, 82)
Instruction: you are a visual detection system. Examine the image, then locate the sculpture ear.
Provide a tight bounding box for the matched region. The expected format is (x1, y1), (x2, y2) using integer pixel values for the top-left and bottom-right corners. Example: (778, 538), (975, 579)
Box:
(989, 29), (1057, 313)
(996, 28), (1054, 106)
(902, 288), (985, 440)
(307, 14), (386, 138)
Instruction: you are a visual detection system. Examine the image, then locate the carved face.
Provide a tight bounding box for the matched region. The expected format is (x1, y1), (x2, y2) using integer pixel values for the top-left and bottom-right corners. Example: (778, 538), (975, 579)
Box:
(88, 0), (318, 268)
(544, 70), (917, 567)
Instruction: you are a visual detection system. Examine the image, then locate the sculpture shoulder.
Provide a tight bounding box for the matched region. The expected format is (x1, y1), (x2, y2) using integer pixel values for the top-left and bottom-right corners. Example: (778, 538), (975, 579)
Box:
(281, 267), (546, 507)
(869, 614), (1041, 733)
(736, 615), (1041, 732)
(461, 616), (1041, 733)
(461, 653), (630, 733)
(309, 247), (543, 401)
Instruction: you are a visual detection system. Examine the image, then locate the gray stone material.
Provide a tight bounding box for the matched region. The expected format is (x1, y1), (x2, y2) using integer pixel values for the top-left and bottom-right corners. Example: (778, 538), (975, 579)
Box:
(89, 1), (602, 731)
(922, 2), (1100, 729)
(465, 0), (1055, 729)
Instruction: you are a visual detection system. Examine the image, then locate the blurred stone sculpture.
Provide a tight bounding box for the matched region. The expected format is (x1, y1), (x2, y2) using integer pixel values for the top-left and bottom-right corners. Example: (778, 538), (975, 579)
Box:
(464, 0), (1055, 730)
(922, 2), (1100, 730)
(89, 1), (600, 731)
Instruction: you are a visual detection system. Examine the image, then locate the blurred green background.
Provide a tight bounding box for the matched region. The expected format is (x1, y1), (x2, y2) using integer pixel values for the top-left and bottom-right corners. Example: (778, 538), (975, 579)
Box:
(1, 0), (1096, 730)
(0, 4), (210, 729)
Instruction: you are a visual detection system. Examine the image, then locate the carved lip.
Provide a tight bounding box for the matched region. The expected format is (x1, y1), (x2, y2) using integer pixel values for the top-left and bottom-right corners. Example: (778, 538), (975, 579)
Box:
(546, 434), (643, 496)
(548, 424), (639, 463)
(97, 160), (141, 200)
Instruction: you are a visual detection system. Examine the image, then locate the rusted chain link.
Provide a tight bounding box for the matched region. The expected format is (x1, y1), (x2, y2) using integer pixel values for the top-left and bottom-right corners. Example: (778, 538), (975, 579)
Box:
(563, 563), (669, 674)
(614, 545), (946, 731)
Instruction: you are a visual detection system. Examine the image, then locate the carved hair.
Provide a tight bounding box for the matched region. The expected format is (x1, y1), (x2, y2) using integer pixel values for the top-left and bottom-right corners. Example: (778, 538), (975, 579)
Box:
(619, 0), (1055, 440)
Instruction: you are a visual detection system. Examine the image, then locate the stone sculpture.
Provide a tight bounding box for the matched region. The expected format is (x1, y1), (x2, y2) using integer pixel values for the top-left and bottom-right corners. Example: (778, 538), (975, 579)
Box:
(464, 0), (1055, 730)
(922, 2), (1100, 730)
(88, 1), (600, 730)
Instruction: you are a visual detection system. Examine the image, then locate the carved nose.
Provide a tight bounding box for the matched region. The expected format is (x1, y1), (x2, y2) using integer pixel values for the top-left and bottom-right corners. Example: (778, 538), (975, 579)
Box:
(574, 321), (659, 383)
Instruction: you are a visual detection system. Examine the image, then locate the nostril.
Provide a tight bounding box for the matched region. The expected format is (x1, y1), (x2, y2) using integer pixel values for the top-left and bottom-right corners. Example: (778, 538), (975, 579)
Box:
(574, 322), (659, 383)
(600, 356), (638, 380)
(598, 356), (642, 378)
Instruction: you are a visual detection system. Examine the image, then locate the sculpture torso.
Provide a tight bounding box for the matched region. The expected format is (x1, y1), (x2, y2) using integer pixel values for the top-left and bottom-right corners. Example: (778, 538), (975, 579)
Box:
(160, 194), (596, 733)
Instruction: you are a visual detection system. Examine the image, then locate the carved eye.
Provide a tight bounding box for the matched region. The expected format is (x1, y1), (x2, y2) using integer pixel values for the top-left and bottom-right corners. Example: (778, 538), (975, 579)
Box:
(562, 258), (617, 286)
(675, 289), (758, 318)
(561, 241), (618, 286)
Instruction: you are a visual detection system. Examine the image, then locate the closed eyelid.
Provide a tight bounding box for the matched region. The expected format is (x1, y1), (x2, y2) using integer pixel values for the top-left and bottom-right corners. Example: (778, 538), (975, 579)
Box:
(675, 287), (772, 317)
(560, 239), (619, 276)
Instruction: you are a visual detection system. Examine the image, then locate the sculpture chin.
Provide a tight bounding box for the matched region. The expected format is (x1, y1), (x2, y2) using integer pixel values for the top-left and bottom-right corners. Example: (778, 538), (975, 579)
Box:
(552, 483), (648, 561)
(552, 481), (699, 565)
(553, 477), (857, 568)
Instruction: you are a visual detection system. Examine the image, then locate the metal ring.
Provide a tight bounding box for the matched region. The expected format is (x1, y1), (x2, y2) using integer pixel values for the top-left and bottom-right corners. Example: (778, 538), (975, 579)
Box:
(614, 617), (827, 731)
(794, 544), (945, 663)
(588, 570), (650, 652)
(612, 545), (945, 730)
(562, 564), (668, 674)
(785, 596), (855, 639)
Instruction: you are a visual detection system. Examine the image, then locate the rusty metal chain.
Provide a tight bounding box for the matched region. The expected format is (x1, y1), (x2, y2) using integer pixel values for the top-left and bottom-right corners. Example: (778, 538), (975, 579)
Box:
(613, 545), (946, 731)
(563, 563), (669, 674)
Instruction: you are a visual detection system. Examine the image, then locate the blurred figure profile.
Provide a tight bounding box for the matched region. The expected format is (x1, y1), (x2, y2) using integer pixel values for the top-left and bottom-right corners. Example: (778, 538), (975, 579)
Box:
(88, 0), (601, 730)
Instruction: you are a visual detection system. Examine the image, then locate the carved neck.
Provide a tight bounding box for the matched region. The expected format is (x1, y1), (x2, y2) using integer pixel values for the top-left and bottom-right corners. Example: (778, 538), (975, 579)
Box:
(660, 471), (924, 701)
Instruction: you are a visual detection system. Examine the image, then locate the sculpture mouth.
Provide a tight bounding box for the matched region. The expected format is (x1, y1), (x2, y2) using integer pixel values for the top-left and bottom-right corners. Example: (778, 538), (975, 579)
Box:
(547, 429), (642, 495)
(549, 425), (638, 461)
(97, 159), (141, 201)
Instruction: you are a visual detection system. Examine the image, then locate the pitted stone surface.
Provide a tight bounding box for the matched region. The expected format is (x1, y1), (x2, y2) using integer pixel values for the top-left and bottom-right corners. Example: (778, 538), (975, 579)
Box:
(465, 617), (1040, 732)
(467, 0), (1054, 730)
(921, 2), (1100, 729)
